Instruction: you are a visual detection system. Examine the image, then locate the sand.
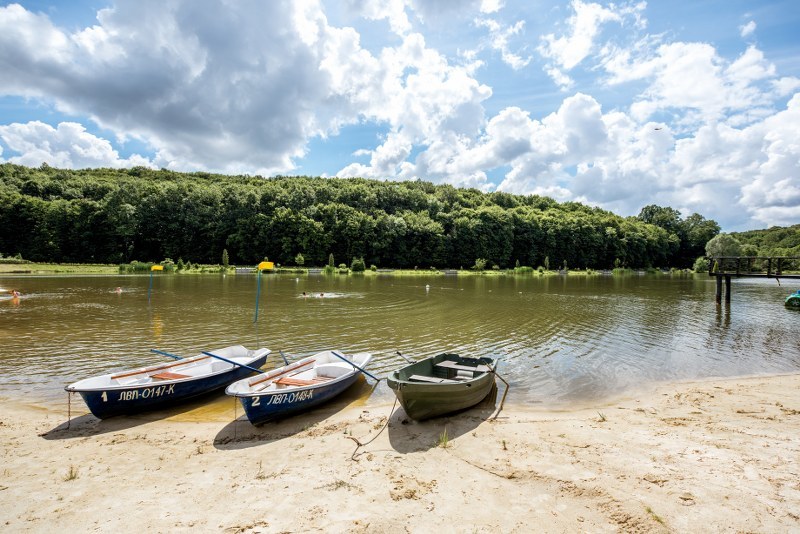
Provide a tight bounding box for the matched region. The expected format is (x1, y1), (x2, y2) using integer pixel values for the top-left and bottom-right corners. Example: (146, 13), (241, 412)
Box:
(2, 373), (800, 533)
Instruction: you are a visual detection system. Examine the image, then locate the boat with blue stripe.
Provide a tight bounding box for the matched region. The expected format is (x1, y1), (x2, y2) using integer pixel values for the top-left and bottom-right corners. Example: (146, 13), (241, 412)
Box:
(225, 350), (372, 425)
(65, 345), (271, 419)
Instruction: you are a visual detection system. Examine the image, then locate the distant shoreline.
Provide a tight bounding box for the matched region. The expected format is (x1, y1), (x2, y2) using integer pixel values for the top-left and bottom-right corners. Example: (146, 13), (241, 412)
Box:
(0, 261), (698, 277)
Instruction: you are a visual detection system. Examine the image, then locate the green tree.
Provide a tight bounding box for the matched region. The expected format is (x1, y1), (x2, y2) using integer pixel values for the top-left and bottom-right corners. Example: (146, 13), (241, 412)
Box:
(473, 258), (487, 271)
(705, 234), (742, 258)
(295, 253), (305, 266)
(221, 248), (229, 268)
(637, 205), (681, 235)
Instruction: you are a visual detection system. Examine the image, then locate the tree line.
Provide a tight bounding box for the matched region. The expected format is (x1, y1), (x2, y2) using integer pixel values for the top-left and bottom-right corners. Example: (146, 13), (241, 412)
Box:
(0, 163), (722, 269)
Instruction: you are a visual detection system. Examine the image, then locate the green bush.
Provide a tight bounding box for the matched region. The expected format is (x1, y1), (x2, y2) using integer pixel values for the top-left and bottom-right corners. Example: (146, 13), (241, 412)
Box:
(351, 257), (366, 272)
(693, 256), (709, 272)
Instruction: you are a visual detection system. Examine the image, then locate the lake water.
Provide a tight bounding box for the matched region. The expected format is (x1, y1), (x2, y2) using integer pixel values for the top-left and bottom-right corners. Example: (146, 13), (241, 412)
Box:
(1, 273), (798, 408)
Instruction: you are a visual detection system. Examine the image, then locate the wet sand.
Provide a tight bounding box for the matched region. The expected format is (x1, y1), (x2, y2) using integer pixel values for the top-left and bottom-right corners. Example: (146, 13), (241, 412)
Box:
(2, 373), (800, 532)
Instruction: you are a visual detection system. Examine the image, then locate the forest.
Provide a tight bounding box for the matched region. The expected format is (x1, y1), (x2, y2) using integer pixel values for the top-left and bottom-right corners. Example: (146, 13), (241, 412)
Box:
(0, 163), (724, 269)
(732, 225), (800, 258)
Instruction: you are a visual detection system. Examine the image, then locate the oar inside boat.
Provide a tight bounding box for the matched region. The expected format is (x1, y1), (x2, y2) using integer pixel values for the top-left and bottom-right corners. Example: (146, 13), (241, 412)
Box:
(331, 350), (378, 381)
(202, 351), (266, 374)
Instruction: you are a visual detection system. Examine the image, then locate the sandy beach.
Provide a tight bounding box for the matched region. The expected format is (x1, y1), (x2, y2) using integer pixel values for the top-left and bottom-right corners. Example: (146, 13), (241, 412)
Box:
(2, 374), (800, 533)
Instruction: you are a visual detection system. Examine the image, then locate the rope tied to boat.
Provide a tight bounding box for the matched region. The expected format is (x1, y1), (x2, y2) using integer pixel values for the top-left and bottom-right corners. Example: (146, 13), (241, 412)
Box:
(488, 366), (510, 420)
(66, 391), (71, 430)
(347, 396), (397, 461)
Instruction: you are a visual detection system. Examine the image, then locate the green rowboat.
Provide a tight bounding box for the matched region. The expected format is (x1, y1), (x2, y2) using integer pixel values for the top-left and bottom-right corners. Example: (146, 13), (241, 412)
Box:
(386, 353), (497, 421)
(786, 291), (800, 308)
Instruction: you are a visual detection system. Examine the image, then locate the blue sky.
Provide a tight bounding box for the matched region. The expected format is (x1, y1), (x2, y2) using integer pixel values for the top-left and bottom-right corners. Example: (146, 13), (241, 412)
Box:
(1, 0), (799, 231)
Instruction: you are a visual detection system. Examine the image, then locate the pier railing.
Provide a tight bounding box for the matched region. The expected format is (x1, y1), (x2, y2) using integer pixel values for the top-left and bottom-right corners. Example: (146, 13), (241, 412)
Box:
(707, 256), (800, 304)
(707, 256), (800, 278)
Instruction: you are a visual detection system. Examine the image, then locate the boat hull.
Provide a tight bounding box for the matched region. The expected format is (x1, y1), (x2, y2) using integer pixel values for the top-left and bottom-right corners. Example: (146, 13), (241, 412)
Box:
(226, 350), (372, 425)
(387, 353), (497, 421)
(786, 295), (800, 308)
(237, 372), (361, 425)
(67, 350), (270, 419)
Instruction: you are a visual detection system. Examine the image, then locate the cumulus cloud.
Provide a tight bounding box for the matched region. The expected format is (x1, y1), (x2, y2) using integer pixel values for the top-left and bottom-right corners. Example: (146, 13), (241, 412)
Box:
(0, 1), (798, 230)
(0, 121), (154, 168)
(0, 1), (495, 179)
(604, 42), (778, 126)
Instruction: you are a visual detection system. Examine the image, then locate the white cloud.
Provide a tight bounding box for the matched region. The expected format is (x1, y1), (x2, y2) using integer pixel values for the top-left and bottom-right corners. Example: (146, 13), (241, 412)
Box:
(739, 20), (756, 38)
(474, 17), (531, 70)
(772, 77), (800, 97)
(0, 1), (342, 175)
(539, 1), (621, 71)
(537, 0), (645, 90)
(605, 42), (778, 126)
(0, 121), (154, 169)
(0, 1), (494, 179)
(343, 0), (412, 36)
(480, 0), (504, 14)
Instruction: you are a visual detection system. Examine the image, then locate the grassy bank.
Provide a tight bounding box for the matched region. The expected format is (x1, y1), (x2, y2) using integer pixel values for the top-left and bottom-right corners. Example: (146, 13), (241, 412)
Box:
(0, 263), (120, 275)
(0, 262), (698, 277)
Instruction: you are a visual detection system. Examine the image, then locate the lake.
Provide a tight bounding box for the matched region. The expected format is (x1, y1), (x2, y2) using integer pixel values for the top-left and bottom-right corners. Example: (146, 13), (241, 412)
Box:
(1, 272), (798, 409)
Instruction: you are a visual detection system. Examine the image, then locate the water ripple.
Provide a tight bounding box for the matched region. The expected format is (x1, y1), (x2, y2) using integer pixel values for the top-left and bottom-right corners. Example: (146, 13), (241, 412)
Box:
(1, 274), (798, 406)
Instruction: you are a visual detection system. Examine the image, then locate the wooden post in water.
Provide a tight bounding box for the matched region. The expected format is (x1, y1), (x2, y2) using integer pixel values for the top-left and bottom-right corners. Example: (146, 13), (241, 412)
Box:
(724, 275), (731, 303)
(715, 275), (723, 304)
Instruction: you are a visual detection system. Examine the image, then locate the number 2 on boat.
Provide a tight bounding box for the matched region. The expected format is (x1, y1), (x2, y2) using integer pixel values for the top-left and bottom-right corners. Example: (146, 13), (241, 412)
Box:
(251, 396), (260, 407)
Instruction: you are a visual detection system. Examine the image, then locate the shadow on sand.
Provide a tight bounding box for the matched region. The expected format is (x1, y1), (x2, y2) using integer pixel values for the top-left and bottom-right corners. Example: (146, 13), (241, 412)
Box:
(387, 384), (501, 453)
(213, 377), (375, 451)
(40, 391), (232, 440)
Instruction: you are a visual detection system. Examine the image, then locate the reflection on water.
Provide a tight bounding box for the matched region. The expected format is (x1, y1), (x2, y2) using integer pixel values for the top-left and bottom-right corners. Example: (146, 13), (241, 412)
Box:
(0, 273), (798, 407)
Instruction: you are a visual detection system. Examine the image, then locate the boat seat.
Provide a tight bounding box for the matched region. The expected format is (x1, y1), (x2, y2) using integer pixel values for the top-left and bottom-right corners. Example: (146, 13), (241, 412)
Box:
(275, 377), (316, 387)
(408, 374), (458, 384)
(435, 360), (491, 373)
(248, 359), (316, 387)
(150, 371), (190, 380)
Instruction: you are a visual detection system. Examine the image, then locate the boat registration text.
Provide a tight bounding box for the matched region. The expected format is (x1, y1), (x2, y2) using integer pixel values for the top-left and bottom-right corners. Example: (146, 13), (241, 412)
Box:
(103, 385), (176, 402)
(253, 389), (313, 406)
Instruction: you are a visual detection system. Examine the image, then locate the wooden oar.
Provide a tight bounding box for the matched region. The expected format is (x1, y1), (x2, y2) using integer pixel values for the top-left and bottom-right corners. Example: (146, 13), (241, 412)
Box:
(201, 351), (265, 374)
(330, 350), (378, 381)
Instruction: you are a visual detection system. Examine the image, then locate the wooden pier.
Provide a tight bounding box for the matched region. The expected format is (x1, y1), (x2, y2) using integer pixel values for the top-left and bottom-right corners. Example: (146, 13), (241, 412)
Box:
(708, 256), (800, 304)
